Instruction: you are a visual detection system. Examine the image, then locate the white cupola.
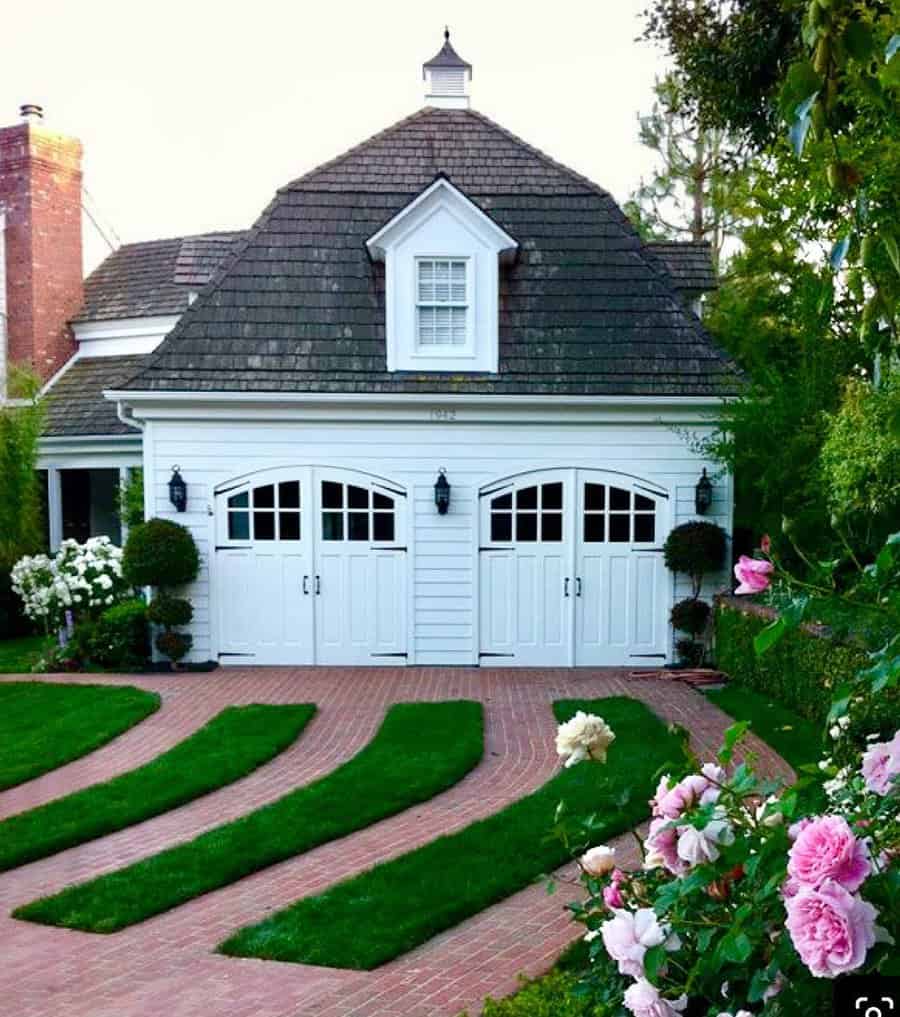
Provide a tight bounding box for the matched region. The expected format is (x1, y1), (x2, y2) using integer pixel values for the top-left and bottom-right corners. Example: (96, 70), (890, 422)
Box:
(423, 29), (472, 109)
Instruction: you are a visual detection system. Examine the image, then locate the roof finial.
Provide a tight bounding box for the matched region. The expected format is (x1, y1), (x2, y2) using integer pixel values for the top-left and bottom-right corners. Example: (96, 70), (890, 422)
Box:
(444, 26), (450, 42)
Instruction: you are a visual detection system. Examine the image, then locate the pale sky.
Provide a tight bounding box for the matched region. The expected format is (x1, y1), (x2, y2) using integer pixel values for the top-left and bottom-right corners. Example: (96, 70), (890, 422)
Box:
(3, 0), (670, 272)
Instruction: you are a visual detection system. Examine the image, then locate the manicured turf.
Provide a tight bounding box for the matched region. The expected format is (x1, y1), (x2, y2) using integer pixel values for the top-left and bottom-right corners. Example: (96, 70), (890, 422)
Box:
(218, 696), (682, 970)
(0, 680), (159, 791)
(16, 700), (483, 932)
(0, 703), (314, 872)
(703, 685), (822, 770)
(0, 635), (54, 675)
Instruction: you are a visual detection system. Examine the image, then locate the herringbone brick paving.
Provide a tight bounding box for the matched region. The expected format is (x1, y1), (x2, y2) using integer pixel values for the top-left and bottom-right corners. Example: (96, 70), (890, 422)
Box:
(0, 668), (792, 1017)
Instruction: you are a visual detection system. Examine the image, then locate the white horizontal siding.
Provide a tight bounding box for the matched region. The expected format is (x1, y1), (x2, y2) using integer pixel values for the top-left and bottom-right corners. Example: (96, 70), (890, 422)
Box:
(143, 416), (731, 664)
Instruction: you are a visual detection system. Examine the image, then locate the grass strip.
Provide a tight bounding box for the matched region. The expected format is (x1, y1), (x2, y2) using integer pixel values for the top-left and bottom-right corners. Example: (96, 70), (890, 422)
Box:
(0, 635), (54, 675)
(218, 696), (682, 970)
(0, 680), (159, 791)
(15, 700), (483, 932)
(703, 685), (822, 770)
(0, 703), (314, 872)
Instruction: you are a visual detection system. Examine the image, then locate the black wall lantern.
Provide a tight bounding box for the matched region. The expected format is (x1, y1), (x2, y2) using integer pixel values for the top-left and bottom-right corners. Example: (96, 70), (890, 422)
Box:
(695, 468), (713, 515)
(169, 465), (188, 513)
(434, 468), (451, 515)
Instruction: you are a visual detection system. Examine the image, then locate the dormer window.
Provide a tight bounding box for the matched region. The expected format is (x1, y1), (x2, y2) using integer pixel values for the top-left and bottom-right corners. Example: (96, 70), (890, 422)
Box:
(417, 258), (469, 348)
(367, 177), (517, 374)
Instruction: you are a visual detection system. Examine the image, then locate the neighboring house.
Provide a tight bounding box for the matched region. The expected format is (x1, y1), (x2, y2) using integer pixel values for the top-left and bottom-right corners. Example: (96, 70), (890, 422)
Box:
(1, 34), (737, 667)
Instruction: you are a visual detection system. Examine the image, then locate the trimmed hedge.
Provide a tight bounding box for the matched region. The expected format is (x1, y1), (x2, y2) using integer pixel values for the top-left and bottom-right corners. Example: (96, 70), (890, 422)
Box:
(714, 599), (898, 744)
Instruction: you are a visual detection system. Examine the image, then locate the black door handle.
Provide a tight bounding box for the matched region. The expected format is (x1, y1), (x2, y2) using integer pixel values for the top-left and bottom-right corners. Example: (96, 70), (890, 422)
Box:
(302, 575), (309, 595)
(564, 577), (570, 597)
(315, 575), (321, 595)
(576, 577), (582, 597)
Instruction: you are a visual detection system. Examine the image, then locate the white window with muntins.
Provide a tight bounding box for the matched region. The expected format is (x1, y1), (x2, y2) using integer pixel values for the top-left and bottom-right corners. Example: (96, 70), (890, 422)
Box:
(416, 258), (469, 348)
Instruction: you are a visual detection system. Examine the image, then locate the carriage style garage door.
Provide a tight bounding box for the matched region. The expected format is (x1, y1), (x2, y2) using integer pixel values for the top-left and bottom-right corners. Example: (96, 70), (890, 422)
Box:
(215, 468), (407, 665)
(479, 470), (669, 666)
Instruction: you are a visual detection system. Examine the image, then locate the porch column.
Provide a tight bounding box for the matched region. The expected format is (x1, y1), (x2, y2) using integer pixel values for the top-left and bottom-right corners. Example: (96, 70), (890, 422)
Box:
(47, 466), (63, 551)
(119, 466), (130, 546)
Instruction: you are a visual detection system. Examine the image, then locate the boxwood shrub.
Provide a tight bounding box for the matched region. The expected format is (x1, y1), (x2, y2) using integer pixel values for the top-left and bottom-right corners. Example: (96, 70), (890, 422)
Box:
(714, 599), (898, 745)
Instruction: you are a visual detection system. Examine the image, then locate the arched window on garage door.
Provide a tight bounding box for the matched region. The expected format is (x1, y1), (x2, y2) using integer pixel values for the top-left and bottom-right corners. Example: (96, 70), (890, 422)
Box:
(225, 479), (303, 542)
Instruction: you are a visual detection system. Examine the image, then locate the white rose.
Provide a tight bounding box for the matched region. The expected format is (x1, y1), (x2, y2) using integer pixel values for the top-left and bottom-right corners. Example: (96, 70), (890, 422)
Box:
(581, 845), (616, 877)
(754, 795), (783, 828)
(556, 711), (616, 768)
(676, 817), (734, 866)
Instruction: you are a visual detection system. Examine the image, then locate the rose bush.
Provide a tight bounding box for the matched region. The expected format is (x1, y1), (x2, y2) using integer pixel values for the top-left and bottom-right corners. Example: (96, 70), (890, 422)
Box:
(11, 537), (128, 634)
(560, 533), (900, 1016)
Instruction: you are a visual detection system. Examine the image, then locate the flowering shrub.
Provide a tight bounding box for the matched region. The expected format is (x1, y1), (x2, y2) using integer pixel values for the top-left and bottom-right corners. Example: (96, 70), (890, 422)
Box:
(561, 533), (900, 1016)
(11, 537), (128, 633)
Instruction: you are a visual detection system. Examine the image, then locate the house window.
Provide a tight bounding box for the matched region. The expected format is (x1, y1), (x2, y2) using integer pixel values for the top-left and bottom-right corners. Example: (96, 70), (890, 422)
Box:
(583, 484), (656, 544)
(321, 481), (396, 542)
(416, 258), (467, 346)
(227, 481), (302, 541)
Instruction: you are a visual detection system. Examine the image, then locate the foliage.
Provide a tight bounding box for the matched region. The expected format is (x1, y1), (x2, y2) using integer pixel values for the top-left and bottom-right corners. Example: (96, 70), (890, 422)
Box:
(154, 629), (192, 664)
(675, 637), (703, 668)
(66, 599), (150, 672)
(17, 701), (483, 932)
(3, 704), (313, 873)
(671, 597), (711, 636)
(821, 372), (900, 551)
(663, 521), (728, 598)
(624, 73), (742, 266)
(117, 468), (144, 530)
(0, 681), (158, 791)
(146, 594), (192, 629)
(0, 367), (45, 571)
(217, 699), (682, 970)
(122, 518), (199, 589)
(0, 633), (52, 674)
(478, 970), (597, 1017)
(11, 537), (128, 633)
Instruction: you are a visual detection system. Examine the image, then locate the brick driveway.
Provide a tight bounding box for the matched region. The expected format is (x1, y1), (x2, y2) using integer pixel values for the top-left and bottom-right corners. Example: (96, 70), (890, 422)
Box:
(0, 667), (792, 1017)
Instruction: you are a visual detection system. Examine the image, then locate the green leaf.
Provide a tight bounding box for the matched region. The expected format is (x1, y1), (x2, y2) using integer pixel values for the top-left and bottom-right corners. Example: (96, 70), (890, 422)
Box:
(718, 720), (750, 764)
(882, 56), (900, 88)
(844, 21), (876, 62)
(827, 684), (853, 722)
(780, 61), (823, 117)
(883, 233), (900, 276)
(644, 943), (668, 986)
(721, 930), (753, 964)
(754, 616), (787, 656)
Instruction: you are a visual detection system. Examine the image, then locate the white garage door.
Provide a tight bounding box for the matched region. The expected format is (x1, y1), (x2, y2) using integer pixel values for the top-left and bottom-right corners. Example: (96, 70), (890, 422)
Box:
(479, 470), (669, 666)
(215, 468), (407, 665)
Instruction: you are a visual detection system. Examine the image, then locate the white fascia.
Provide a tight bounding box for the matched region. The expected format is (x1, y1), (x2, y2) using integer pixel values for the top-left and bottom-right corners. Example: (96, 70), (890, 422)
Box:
(366, 177), (518, 262)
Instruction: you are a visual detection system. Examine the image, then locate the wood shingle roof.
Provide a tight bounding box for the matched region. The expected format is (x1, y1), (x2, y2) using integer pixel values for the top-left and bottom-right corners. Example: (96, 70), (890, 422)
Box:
(117, 107), (740, 397)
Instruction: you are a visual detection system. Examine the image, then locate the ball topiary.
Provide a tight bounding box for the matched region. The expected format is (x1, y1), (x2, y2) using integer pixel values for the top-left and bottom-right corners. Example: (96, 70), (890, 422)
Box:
(155, 629), (193, 664)
(675, 637), (703, 668)
(147, 594), (193, 629)
(663, 521), (728, 597)
(123, 518), (200, 589)
(670, 597), (712, 637)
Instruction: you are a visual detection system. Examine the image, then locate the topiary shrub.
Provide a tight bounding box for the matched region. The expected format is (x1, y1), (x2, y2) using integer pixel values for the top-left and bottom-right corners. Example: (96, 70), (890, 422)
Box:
(147, 594), (193, 629)
(670, 597), (711, 636)
(90, 599), (150, 671)
(123, 518), (199, 669)
(123, 519), (200, 589)
(155, 630), (192, 664)
(675, 636), (704, 667)
(663, 520), (728, 597)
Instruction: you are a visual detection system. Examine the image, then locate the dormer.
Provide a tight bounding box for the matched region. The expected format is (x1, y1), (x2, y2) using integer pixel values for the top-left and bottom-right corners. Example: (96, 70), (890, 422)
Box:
(366, 175), (518, 374)
(423, 29), (472, 109)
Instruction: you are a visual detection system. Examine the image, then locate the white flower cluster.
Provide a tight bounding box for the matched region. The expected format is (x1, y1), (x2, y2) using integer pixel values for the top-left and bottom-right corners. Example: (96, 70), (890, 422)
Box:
(11, 537), (126, 628)
(556, 711), (616, 768)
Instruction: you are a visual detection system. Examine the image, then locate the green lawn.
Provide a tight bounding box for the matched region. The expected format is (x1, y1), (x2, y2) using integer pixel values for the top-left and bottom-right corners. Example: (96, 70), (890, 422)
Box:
(0, 680), (159, 791)
(0, 634), (53, 674)
(0, 703), (314, 872)
(15, 700), (483, 932)
(218, 697), (682, 971)
(703, 685), (822, 770)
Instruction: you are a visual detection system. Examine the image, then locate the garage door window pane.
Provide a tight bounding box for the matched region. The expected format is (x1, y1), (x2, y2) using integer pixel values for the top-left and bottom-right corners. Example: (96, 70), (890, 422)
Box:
(279, 512), (301, 540)
(491, 513), (512, 542)
(542, 482), (563, 510)
(609, 514), (630, 542)
(348, 512), (369, 541)
(584, 514), (604, 543)
(584, 484), (605, 511)
(373, 491), (393, 509)
(517, 486), (538, 510)
(279, 481), (301, 509)
(634, 493), (655, 511)
(517, 513), (538, 541)
(254, 512), (276, 540)
(542, 512), (562, 541)
(373, 513), (395, 542)
(254, 484), (275, 509)
(634, 514), (655, 543)
(323, 512), (343, 541)
(610, 487), (630, 511)
(492, 491), (512, 510)
(228, 491), (249, 509)
(228, 512), (250, 540)
(348, 485), (369, 509)
(322, 481), (343, 508)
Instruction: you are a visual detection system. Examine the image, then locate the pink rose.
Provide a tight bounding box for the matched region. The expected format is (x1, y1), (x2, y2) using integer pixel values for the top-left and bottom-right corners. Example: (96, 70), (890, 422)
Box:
(733, 555), (773, 595)
(652, 764), (723, 819)
(603, 869), (626, 910)
(861, 731), (900, 796)
(624, 979), (688, 1017)
(644, 817), (686, 875)
(600, 907), (679, 979)
(787, 815), (870, 892)
(785, 879), (877, 978)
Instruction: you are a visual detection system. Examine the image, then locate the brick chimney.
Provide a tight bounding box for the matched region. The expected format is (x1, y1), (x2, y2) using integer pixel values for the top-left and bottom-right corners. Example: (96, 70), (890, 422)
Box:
(0, 106), (83, 391)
